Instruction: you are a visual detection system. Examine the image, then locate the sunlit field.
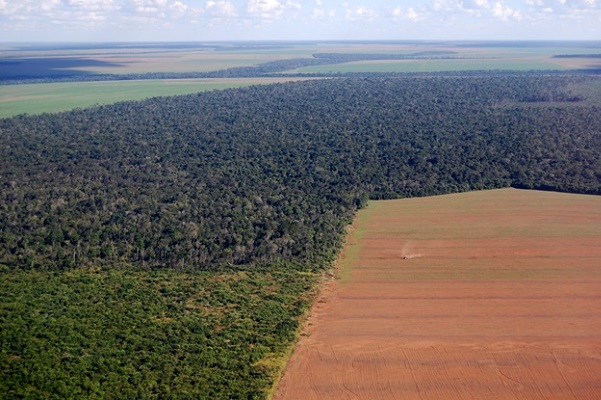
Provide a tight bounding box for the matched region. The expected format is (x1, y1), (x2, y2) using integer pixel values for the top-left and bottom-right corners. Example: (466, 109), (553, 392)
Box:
(275, 188), (601, 399)
(0, 77), (316, 118)
(1, 41), (600, 118)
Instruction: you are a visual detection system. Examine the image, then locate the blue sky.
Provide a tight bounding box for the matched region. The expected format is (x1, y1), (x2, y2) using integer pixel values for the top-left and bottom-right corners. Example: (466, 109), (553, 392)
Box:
(0, 0), (599, 42)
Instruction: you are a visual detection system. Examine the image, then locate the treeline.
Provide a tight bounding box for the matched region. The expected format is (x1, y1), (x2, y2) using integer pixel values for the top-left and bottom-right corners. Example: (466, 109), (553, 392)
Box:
(553, 54), (601, 58)
(4, 68), (600, 86)
(312, 50), (457, 62)
(1, 75), (600, 272)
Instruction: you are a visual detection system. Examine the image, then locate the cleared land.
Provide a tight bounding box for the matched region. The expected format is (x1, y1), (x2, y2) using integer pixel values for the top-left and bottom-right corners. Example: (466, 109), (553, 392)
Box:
(2, 41), (600, 117)
(274, 188), (601, 400)
(289, 57), (567, 73)
(0, 77), (315, 118)
(0, 45), (313, 75)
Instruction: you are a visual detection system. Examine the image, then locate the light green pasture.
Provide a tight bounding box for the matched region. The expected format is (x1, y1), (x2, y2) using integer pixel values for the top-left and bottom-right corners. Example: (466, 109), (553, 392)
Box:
(289, 57), (568, 74)
(0, 78), (311, 118)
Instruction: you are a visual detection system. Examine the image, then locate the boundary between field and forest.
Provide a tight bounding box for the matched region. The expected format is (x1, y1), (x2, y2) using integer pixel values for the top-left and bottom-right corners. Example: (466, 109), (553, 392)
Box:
(1, 44), (601, 399)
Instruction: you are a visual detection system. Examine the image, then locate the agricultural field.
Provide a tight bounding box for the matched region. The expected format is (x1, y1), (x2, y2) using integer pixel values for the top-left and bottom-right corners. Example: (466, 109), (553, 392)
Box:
(288, 57), (567, 74)
(1, 41), (600, 117)
(0, 77), (315, 118)
(0, 42), (315, 75)
(274, 188), (601, 399)
(286, 41), (601, 73)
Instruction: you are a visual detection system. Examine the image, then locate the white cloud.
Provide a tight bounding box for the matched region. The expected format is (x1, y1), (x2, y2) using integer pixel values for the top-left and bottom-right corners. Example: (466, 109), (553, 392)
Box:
(206, 1), (237, 17)
(247, 0), (283, 18)
(69, 0), (117, 12)
(461, 0), (490, 10)
(1, 0), (600, 41)
(311, 1), (335, 19)
(41, 0), (61, 11)
(429, 0), (524, 20)
(345, 5), (378, 22)
(0, 0), (27, 15)
(492, 1), (522, 20)
(287, 1), (301, 11)
(525, 0), (598, 21)
(392, 5), (422, 20)
(246, 0), (301, 19)
(131, 0), (164, 14)
(406, 7), (420, 19)
(170, 0), (188, 14)
(432, 0), (457, 12)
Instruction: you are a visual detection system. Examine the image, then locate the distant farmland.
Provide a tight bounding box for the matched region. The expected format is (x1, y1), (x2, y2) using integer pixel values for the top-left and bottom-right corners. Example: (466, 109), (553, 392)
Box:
(0, 77), (316, 118)
(288, 57), (568, 73)
(275, 188), (601, 399)
(1, 41), (600, 117)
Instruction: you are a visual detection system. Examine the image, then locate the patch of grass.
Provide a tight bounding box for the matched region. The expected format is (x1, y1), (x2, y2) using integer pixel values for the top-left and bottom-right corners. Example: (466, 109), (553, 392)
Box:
(290, 57), (567, 74)
(0, 78), (314, 118)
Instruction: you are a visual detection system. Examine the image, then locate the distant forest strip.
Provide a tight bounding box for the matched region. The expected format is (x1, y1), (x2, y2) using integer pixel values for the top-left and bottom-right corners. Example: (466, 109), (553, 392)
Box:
(553, 54), (601, 58)
(4, 68), (601, 85)
(1, 75), (600, 272)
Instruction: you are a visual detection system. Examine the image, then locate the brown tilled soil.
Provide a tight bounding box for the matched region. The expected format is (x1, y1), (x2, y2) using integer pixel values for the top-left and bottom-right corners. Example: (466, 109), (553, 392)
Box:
(273, 188), (601, 400)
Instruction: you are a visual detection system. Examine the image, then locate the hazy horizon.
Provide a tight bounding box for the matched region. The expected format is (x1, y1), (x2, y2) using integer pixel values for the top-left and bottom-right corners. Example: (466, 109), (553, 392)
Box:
(0, 0), (599, 43)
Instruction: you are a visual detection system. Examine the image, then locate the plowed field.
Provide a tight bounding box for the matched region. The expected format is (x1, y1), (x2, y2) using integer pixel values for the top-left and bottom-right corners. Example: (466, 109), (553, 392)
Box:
(274, 188), (601, 400)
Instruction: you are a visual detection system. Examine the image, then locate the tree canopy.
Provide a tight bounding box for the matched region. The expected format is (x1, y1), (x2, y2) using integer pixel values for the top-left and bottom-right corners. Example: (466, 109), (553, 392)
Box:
(1, 75), (600, 272)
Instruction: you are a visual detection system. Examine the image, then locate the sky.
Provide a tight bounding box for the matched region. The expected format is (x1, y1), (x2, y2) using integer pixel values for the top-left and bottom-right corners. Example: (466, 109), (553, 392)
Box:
(0, 0), (599, 42)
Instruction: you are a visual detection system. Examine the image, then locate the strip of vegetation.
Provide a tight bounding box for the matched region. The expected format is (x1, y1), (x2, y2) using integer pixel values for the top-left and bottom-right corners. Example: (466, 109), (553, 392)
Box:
(312, 51), (458, 61)
(4, 68), (601, 86)
(553, 54), (601, 58)
(1, 74), (600, 398)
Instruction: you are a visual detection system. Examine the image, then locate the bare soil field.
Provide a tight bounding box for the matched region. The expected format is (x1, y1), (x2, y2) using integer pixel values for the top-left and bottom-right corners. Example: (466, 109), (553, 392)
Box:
(274, 188), (601, 400)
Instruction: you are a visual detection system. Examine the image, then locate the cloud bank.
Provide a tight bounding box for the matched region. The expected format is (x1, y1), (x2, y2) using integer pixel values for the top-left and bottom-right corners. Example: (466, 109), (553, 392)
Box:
(0, 0), (599, 41)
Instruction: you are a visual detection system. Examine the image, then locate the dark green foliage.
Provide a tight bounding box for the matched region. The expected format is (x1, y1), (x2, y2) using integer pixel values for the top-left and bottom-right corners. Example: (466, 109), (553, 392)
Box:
(1, 75), (600, 271)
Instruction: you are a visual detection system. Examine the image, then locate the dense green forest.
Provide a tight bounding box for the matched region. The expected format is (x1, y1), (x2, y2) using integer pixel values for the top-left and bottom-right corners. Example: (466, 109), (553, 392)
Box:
(2, 75), (600, 271)
(1, 74), (601, 398)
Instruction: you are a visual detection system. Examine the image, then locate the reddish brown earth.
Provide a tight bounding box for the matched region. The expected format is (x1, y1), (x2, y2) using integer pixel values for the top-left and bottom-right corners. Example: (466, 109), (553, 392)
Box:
(273, 188), (601, 400)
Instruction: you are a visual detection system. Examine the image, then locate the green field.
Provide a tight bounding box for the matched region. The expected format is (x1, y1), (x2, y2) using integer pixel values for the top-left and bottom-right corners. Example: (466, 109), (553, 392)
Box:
(289, 57), (568, 73)
(0, 78), (314, 118)
(2, 41), (600, 117)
